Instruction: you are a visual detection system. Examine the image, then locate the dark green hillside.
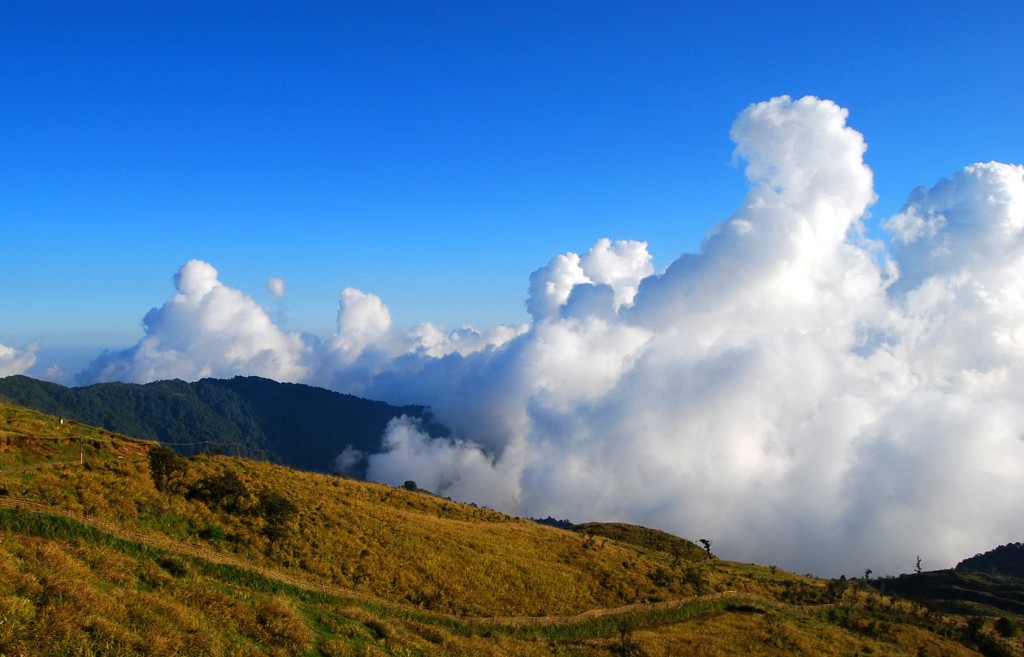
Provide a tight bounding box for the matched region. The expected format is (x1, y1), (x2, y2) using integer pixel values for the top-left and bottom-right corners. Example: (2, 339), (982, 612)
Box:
(198, 376), (446, 474)
(880, 540), (1024, 618)
(0, 375), (439, 474)
(880, 544), (1024, 618)
(879, 569), (1024, 617)
(958, 543), (1024, 578)
(877, 542), (1024, 618)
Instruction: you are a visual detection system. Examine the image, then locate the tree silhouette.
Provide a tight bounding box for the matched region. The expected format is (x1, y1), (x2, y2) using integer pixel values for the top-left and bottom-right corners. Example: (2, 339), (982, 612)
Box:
(257, 489), (298, 525)
(188, 470), (249, 512)
(258, 489), (299, 546)
(147, 445), (188, 493)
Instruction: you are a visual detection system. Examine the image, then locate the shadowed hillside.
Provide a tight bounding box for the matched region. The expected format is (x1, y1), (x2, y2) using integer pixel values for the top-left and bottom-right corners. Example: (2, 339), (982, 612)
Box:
(958, 543), (1024, 578)
(1, 399), (1021, 656)
(573, 522), (707, 563)
(0, 374), (442, 475)
(878, 543), (1024, 621)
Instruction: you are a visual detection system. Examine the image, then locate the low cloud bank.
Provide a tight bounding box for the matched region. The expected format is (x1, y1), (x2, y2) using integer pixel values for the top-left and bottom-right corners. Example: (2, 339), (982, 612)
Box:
(75, 96), (1024, 576)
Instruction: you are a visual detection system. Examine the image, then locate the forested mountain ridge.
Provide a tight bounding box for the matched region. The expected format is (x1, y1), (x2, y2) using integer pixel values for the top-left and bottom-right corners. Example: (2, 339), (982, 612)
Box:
(0, 374), (440, 475)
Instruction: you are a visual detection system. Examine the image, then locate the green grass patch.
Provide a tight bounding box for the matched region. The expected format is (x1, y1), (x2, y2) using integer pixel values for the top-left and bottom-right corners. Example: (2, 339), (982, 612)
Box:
(136, 508), (196, 539)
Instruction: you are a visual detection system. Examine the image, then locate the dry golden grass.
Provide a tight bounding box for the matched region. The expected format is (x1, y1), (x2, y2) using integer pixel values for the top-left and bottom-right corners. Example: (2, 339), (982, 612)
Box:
(571, 609), (987, 657)
(5, 448), (715, 616)
(0, 399), (1012, 656)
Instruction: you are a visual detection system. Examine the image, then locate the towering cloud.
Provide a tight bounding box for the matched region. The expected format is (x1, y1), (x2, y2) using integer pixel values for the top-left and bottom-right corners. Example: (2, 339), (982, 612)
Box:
(74, 96), (1024, 577)
(885, 162), (1024, 375)
(359, 96), (1024, 577)
(78, 260), (313, 383)
(329, 288), (393, 358)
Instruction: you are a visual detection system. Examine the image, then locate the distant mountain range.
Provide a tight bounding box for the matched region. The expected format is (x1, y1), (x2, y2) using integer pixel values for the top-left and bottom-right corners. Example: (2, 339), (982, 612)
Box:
(0, 374), (443, 476)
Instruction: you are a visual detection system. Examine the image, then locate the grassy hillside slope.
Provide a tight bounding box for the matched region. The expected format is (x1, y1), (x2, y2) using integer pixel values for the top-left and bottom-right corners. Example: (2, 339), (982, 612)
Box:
(1, 400), (1018, 656)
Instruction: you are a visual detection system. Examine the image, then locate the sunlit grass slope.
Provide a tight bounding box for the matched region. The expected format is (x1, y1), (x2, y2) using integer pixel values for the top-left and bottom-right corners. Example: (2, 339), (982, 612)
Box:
(1, 399), (1017, 656)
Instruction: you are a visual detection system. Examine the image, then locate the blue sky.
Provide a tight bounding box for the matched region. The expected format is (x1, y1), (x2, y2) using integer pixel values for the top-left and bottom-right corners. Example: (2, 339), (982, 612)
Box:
(2, 1), (1022, 360)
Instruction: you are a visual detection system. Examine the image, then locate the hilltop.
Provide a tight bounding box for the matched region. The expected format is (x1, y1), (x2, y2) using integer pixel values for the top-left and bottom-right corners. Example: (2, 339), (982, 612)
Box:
(958, 543), (1024, 578)
(1, 399), (1021, 656)
(0, 374), (443, 475)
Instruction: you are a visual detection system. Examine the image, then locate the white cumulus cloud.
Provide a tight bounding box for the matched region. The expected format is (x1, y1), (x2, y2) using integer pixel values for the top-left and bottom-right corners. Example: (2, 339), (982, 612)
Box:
(350, 96), (1024, 577)
(71, 96), (1024, 578)
(0, 342), (37, 377)
(78, 260), (312, 383)
(267, 276), (286, 300)
(408, 322), (528, 358)
(527, 238), (654, 321)
(329, 288), (393, 359)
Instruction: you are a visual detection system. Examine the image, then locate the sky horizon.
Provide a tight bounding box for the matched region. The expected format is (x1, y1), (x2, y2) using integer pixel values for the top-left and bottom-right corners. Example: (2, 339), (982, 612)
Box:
(3, 2), (1024, 576)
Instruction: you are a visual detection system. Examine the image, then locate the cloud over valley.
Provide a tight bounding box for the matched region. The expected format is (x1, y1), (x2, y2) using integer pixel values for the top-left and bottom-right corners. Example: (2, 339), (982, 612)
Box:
(68, 96), (1024, 576)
